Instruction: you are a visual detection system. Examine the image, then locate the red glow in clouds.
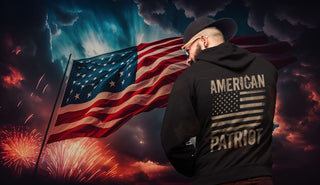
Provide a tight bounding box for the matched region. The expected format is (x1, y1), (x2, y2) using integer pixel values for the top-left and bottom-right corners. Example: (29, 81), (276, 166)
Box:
(113, 154), (174, 183)
(2, 67), (24, 88)
(131, 160), (172, 178)
(273, 76), (319, 152)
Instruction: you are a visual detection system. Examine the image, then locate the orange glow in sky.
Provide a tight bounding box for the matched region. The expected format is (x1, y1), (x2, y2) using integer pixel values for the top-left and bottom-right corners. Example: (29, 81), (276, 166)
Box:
(2, 67), (24, 88)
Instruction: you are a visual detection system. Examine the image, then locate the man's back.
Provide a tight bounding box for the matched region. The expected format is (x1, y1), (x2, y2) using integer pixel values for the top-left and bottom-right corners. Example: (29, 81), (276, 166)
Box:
(161, 42), (278, 185)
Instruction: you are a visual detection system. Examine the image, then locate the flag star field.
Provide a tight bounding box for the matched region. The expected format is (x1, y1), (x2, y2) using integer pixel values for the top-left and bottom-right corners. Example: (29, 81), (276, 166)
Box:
(62, 47), (138, 106)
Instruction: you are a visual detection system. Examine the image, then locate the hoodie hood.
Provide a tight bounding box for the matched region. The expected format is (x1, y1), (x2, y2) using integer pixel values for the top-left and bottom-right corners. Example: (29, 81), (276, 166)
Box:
(195, 42), (255, 71)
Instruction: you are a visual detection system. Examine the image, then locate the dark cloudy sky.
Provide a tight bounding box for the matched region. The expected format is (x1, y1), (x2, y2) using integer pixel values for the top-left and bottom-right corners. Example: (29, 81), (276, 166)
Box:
(0, 0), (319, 184)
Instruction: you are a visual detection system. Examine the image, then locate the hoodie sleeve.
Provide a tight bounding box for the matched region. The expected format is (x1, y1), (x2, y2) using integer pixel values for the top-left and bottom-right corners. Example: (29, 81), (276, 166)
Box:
(161, 73), (200, 177)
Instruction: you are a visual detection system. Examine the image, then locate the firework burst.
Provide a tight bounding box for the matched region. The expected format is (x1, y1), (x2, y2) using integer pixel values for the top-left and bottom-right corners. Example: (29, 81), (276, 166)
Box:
(43, 137), (118, 184)
(0, 126), (42, 175)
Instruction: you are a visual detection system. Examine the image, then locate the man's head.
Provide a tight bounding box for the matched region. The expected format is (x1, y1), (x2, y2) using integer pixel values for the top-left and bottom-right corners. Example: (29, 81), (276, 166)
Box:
(182, 17), (237, 65)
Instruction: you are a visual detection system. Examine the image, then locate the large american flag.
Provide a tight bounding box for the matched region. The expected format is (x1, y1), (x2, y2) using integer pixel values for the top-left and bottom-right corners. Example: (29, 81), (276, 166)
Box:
(47, 37), (187, 143)
(47, 36), (295, 143)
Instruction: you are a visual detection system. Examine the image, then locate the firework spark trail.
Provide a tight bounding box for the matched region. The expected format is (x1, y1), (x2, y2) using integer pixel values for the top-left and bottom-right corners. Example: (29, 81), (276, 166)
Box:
(0, 126), (42, 175)
(36, 73), (45, 90)
(17, 100), (23, 108)
(24, 114), (34, 124)
(43, 137), (118, 183)
(42, 84), (48, 94)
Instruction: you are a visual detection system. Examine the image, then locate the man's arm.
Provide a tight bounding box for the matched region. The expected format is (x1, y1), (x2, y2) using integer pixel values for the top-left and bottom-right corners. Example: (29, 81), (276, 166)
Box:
(161, 74), (200, 177)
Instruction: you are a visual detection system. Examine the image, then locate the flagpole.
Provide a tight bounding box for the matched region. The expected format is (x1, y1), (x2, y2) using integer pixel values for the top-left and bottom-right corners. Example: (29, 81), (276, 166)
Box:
(33, 54), (73, 179)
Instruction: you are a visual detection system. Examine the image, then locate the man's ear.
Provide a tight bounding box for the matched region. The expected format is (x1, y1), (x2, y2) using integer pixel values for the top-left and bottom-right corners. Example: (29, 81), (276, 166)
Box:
(200, 35), (208, 48)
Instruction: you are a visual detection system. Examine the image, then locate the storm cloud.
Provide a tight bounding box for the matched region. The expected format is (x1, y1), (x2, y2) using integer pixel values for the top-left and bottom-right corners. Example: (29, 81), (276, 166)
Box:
(242, 0), (320, 184)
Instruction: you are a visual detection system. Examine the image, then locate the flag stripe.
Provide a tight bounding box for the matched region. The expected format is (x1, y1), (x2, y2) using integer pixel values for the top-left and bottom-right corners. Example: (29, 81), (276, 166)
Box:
(137, 37), (182, 54)
(211, 122), (261, 135)
(137, 40), (183, 60)
(242, 42), (291, 54)
(48, 122), (127, 144)
(240, 95), (265, 102)
(48, 94), (171, 143)
(136, 53), (185, 83)
(269, 56), (296, 69)
(51, 94), (171, 134)
(137, 45), (183, 69)
(240, 102), (265, 109)
(211, 109), (264, 121)
(55, 82), (176, 126)
(229, 35), (269, 45)
(211, 115), (263, 128)
(240, 89), (266, 95)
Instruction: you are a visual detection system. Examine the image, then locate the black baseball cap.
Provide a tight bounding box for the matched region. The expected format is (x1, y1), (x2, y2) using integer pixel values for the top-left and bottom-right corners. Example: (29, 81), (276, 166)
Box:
(183, 17), (237, 45)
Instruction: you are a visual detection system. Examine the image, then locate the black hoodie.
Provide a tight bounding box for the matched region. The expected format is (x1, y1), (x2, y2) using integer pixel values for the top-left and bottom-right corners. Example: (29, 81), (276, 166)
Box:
(161, 42), (278, 185)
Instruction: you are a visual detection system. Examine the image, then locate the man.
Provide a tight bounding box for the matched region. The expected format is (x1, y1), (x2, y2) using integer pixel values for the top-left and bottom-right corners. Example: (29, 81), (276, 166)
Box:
(161, 17), (277, 185)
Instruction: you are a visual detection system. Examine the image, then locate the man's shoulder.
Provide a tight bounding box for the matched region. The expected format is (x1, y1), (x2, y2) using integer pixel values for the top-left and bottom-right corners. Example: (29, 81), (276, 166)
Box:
(175, 63), (204, 84)
(252, 55), (278, 72)
(179, 63), (204, 78)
